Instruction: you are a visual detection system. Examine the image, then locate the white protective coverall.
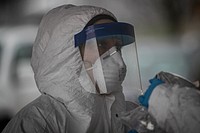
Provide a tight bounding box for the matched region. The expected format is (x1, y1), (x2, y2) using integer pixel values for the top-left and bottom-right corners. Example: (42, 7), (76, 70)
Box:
(2, 5), (126, 133)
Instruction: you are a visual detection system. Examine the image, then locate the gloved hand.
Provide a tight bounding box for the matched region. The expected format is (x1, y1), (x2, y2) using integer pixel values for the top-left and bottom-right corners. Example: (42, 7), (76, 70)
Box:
(117, 106), (164, 133)
(138, 76), (164, 108)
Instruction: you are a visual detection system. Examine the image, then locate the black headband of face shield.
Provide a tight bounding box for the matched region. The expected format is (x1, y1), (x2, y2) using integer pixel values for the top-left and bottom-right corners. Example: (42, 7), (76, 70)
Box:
(85, 14), (117, 27)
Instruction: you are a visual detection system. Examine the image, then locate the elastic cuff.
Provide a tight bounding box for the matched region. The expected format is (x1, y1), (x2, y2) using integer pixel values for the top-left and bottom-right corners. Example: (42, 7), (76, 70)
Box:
(138, 77), (164, 108)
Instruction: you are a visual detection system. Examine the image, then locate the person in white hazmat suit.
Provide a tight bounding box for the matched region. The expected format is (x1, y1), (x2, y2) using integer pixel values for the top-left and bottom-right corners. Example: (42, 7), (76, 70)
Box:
(2, 4), (140, 133)
(4, 4), (199, 133)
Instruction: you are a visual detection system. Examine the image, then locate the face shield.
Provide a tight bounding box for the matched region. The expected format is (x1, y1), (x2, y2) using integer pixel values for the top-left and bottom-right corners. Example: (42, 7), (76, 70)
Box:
(75, 22), (142, 102)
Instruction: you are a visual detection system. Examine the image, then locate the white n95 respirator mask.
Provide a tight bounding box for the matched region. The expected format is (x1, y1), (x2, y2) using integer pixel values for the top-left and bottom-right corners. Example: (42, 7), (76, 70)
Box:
(92, 47), (127, 94)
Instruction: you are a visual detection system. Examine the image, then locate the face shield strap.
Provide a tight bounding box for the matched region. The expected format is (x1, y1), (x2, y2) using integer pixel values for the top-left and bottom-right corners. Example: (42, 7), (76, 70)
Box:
(74, 22), (135, 47)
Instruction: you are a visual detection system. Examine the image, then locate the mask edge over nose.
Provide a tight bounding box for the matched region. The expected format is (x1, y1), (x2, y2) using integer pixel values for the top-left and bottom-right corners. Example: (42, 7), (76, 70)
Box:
(92, 46), (127, 94)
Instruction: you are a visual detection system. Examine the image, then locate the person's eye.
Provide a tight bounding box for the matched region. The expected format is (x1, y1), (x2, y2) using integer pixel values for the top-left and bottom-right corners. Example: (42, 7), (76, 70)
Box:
(97, 41), (107, 49)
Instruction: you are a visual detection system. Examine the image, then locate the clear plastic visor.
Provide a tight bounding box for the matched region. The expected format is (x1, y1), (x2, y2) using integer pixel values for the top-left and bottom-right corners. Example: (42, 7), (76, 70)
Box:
(77, 23), (142, 103)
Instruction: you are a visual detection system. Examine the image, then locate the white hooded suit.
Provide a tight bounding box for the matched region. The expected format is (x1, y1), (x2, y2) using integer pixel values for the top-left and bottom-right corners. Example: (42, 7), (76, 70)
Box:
(2, 5), (126, 133)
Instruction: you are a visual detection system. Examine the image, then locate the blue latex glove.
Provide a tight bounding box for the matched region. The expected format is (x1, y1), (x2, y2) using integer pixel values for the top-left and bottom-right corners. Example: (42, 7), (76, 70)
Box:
(138, 77), (164, 108)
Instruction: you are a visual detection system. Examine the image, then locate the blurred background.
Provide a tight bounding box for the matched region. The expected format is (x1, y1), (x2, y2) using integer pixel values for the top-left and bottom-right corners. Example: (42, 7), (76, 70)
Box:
(0, 0), (199, 130)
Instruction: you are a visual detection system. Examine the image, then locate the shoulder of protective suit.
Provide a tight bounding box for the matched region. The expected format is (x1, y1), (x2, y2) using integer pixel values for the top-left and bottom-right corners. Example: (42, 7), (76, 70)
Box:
(2, 95), (69, 133)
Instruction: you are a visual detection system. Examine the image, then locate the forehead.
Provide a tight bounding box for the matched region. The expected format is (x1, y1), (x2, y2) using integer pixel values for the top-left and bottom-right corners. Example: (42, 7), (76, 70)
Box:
(94, 19), (114, 24)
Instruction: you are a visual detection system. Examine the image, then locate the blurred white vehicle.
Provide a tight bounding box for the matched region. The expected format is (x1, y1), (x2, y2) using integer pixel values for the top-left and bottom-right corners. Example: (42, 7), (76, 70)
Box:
(0, 25), (41, 117)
